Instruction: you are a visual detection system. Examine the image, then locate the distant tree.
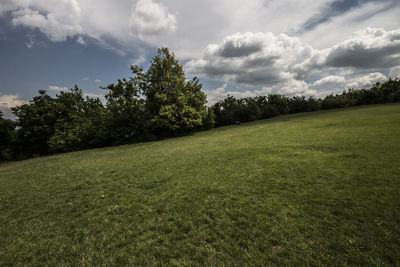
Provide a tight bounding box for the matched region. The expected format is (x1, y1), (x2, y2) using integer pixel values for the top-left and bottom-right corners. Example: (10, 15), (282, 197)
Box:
(12, 90), (57, 156)
(212, 95), (240, 126)
(306, 96), (321, 112)
(383, 78), (400, 102)
(0, 111), (15, 160)
(321, 93), (348, 110)
(268, 94), (290, 114)
(239, 98), (261, 122)
(48, 86), (108, 152)
(289, 96), (309, 113)
(254, 96), (280, 119)
(104, 72), (147, 143)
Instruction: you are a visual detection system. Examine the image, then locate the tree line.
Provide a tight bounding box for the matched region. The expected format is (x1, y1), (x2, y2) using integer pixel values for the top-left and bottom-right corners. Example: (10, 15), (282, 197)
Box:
(1, 47), (400, 161)
(211, 78), (400, 127)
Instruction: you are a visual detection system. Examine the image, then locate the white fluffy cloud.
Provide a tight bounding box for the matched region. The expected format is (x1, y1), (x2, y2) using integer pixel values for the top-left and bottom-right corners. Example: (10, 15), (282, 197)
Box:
(313, 75), (345, 86)
(186, 27), (400, 102)
(254, 79), (320, 100)
(129, 0), (176, 37)
(345, 72), (387, 89)
(48, 85), (68, 92)
(10, 0), (83, 42)
(186, 32), (320, 85)
(1, 0), (176, 52)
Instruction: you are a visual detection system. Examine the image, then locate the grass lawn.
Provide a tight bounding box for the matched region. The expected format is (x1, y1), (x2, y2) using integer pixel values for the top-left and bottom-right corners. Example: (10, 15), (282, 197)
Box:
(1, 104), (400, 265)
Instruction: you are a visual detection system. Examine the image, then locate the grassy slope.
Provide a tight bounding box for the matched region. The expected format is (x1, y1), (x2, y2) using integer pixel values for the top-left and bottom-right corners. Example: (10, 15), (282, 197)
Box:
(1, 104), (400, 266)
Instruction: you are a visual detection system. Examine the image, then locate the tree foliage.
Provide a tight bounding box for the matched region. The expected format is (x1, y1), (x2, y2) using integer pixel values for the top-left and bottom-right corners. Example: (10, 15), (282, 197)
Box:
(0, 111), (15, 160)
(211, 78), (400, 127)
(12, 90), (58, 156)
(2, 44), (400, 162)
(144, 47), (211, 136)
(104, 73), (147, 143)
(48, 86), (108, 152)
(11, 86), (107, 156)
(104, 47), (213, 142)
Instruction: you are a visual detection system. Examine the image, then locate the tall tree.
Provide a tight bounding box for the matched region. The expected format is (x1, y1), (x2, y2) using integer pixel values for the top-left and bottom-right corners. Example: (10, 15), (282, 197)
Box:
(143, 47), (213, 135)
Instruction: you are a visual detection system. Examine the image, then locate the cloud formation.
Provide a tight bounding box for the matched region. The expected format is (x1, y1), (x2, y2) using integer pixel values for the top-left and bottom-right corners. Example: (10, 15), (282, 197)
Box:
(10, 0), (83, 42)
(1, 0), (399, 102)
(300, 0), (394, 32)
(313, 75), (346, 86)
(186, 32), (319, 85)
(48, 85), (68, 92)
(345, 72), (387, 89)
(129, 0), (176, 37)
(0, 94), (27, 119)
(324, 27), (400, 69)
(187, 28), (400, 88)
(1, 0), (176, 53)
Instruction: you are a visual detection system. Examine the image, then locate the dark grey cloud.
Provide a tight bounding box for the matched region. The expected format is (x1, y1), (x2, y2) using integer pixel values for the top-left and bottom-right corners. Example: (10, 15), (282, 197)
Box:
(234, 70), (282, 85)
(218, 41), (263, 58)
(324, 28), (400, 69)
(243, 55), (279, 68)
(300, 0), (395, 32)
(325, 46), (400, 68)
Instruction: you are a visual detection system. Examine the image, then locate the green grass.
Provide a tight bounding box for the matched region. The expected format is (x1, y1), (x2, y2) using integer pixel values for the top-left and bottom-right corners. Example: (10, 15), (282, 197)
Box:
(1, 104), (400, 266)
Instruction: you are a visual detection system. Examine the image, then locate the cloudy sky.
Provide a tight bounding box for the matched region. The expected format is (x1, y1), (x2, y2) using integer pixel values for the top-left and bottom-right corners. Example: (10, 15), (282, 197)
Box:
(1, 0), (400, 117)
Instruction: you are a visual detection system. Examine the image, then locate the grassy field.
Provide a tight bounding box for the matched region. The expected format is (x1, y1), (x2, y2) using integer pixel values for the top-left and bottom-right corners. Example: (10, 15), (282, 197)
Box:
(1, 104), (400, 266)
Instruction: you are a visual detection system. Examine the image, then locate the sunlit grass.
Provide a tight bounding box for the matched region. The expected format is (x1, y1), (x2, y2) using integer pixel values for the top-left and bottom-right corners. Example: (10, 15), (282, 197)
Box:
(1, 104), (400, 265)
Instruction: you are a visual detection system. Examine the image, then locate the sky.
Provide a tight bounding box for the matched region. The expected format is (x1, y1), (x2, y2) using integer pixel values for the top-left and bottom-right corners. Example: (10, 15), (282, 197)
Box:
(1, 0), (400, 118)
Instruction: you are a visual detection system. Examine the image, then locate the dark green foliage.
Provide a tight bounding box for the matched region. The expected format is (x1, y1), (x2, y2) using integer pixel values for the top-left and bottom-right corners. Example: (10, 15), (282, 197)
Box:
(201, 107), (216, 130)
(104, 74), (147, 144)
(12, 90), (58, 156)
(212, 95), (237, 126)
(48, 86), (108, 152)
(254, 96), (280, 119)
(306, 96), (321, 111)
(0, 111), (15, 160)
(320, 78), (400, 110)
(12, 87), (108, 156)
(212, 78), (400, 128)
(212, 96), (261, 126)
(212, 94), (298, 126)
(267, 94), (291, 114)
(289, 96), (307, 113)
